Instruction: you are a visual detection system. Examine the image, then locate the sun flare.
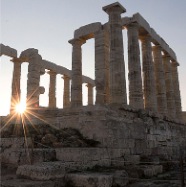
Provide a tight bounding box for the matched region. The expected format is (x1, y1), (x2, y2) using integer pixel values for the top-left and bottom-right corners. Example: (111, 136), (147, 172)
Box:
(16, 103), (26, 114)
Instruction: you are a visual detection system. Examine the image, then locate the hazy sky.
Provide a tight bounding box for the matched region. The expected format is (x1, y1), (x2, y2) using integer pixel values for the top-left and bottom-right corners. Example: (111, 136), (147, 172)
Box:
(0, 0), (186, 116)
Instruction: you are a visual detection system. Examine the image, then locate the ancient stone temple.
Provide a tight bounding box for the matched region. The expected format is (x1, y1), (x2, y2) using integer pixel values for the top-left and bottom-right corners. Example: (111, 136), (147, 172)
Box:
(0, 2), (186, 187)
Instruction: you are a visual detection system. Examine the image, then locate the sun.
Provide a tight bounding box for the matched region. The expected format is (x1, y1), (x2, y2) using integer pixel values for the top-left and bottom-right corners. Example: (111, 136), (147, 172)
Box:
(16, 103), (26, 114)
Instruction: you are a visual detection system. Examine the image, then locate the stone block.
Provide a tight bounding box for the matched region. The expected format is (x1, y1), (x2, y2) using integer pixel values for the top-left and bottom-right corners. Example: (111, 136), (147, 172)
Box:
(55, 148), (111, 170)
(74, 22), (102, 39)
(30, 148), (56, 163)
(66, 172), (113, 187)
(16, 162), (66, 180)
(113, 170), (129, 187)
(0, 138), (33, 166)
(134, 139), (147, 154)
(0, 44), (17, 57)
(142, 165), (163, 177)
(123, 155), (140, 165)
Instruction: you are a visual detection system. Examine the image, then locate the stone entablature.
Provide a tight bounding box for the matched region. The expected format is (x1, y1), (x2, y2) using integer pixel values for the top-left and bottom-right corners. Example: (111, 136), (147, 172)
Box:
(122, 13), (177, 61)
(0, 44), (17, 58)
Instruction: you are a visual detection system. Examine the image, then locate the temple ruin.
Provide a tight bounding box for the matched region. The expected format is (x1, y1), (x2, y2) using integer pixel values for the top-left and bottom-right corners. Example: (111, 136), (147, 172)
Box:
(0, 5), (183, 120)
(0, 2), (186, 187)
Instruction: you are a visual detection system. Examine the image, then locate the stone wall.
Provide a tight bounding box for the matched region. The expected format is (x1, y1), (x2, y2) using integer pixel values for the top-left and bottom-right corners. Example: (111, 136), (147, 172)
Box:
(35, 105), (186, 160)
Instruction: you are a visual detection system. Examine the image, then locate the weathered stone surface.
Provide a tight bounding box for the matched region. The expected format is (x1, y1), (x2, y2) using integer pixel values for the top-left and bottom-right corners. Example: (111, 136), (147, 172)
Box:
(1, 179), (57, 187)
(152, 45), (168, 115)
(163, 55), (176, 118)
(140, 34), (157, 111)
(69, 38), (86, 107)
(63, 74), (71, 108)
(0, 138), (32, 166)
(112, 170), (129, 186)
(48, 70), (57, 108)
(10, 59), (22, 113)
(16, 162), (66, 180)
(86, 83), (94, 105)
(171, 61), (182, 120)
(122, 13), (177, 61)
(95, 28), (110, 105)
(66, 172), (113, 187)
(55, 148), (111, 170)
(0, 43), (17, 57)
(142, 165), (163, 177)
(74, 22), (102, 39)
(183, 111), (186, 123)
(127, 22), (143, 109)
(1, 2), (185, 185)
(103, 2), (127, 105)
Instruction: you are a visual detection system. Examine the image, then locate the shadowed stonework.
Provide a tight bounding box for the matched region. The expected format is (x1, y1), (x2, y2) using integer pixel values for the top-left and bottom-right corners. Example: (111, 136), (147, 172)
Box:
(0, 2), (185, 187)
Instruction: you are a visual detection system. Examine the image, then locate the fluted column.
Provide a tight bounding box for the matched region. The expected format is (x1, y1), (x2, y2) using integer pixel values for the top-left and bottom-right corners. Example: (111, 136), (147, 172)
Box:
(171, 61), (182, 120)
(10, 58), (22, 112)
(163, 55), (176, 118)
(140, 35), (157, 111)
(27, 53), (42, 108)
(63, 74), (70, 108)
(103, 2), (127, 105)
(86, 83), (94, 105)
(127, 22), (143, 109)
(95, 28), (110, 105)
(152, 45), (167, 115)
(48, 70), (57, 108)
(69, 38), (85, 107)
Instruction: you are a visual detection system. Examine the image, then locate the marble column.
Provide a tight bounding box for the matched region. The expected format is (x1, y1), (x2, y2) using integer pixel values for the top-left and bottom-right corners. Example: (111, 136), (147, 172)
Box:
(127, 22), (143, 109)
(171, 61), (182, 120)
(86, 83), (94, 105)
(95, 28), (110, 105)
(152, 45), (167, 115)
(69, 38), (85, 107)
(27, 53), (42, 108)
(63, 74), (70, 108)
(162, 55), (176, 118)
(10, 58), (22, 112)
(103, 2), (127, 105)
(140, 34), (157, 111)
(48, 70), (57, 108)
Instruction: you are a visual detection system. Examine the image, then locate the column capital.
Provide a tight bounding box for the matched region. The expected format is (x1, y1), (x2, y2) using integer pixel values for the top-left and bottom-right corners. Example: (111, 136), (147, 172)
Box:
(171, 60), (180, 67)
(11, 57), (22, 64)
(62, 74), (70, 80)
(162, 53), (171, 59)
(47, 70), (57, 76)
(152, 45), (162, 51)
(68, 38), (86, 46)
(103, 2), (126, 14)
(126, 22), (140, 30)
(86, 83), (94, 88)
(139, 34), (152, 42)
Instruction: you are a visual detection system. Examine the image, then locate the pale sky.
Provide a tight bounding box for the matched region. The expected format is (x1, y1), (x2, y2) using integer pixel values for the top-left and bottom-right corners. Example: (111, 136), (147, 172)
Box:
(0, 0), (186, 116)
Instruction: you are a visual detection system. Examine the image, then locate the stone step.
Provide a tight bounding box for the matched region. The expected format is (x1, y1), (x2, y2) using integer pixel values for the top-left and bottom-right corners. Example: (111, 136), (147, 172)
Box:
(16, 161), (129, 186)
(140, 165), (163, 177)
(55, 147), (111, 169)
(1, 148), (56, 166)
(2, 170), (129, 187)
(0, 179), (59, 187)
(66, 172), (113, 187)
(55, 148), (141, 167)
(16, 162), (66, 181)
(65, 170), (129, 187)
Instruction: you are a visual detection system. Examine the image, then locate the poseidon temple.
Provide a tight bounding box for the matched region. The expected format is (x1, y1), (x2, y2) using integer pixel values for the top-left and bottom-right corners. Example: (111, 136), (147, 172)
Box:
(0, 2), (186, 187)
